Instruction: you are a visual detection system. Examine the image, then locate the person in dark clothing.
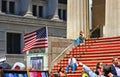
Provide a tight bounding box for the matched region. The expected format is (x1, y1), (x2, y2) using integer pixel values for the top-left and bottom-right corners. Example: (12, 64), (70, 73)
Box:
(110, 57), (120, 76)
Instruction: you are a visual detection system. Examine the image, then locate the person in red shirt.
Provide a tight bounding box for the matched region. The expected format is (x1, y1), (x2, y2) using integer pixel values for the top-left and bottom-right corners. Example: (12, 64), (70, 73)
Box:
(14, 65), (20, 70)
(95, 62), (104, 76)
(58, 67), (66, 77)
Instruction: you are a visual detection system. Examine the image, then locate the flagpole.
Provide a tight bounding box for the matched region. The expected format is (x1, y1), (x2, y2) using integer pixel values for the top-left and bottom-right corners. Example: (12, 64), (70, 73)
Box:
(26, 50), (30, 77)
(45, 25), (48, 38)
(45, 24), (49, 70)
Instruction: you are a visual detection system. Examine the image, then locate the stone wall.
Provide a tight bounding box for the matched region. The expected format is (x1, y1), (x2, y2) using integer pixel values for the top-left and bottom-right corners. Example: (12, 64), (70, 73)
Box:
(48, 37), (74, 69)
(5, 54), (26, 66)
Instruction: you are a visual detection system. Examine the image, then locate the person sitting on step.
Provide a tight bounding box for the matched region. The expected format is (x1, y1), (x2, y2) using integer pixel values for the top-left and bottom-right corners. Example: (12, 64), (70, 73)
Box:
(58, 67), (67, 77)
(75, 31), (85, 47)
(66, 55), (78, 74)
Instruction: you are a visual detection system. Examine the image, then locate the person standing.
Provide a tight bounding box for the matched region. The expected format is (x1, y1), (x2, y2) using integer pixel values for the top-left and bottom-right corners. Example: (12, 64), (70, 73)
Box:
(66, 55), (78, 74)
(110, 57), (120, 76)
(95, 62), (104, 76)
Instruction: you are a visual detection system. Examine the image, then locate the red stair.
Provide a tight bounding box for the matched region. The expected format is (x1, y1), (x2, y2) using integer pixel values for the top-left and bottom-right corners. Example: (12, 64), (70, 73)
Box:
(51, 36), (120, 77)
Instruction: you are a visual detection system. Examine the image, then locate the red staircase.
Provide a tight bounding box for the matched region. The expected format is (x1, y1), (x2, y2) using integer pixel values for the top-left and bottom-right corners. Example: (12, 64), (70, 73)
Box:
(51, 36), (120, 77)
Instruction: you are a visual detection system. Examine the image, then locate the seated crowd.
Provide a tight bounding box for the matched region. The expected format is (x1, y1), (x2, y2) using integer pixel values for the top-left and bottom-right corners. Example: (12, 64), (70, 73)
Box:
(51, 57), (120, 77)
(79, 57), (120, 77)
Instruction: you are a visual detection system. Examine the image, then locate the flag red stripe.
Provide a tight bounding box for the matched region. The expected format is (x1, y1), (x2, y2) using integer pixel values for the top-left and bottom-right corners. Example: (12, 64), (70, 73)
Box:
(30, 46), (48, 50)
(24, 31), (36, 37)
(24, 32), (36, 39)
(22, 27), (48, 52)
(24, 35), (36, 43)
(22, 45), (48, 52)
(25, 38), (36, 45)
(25, 39), (48, 45)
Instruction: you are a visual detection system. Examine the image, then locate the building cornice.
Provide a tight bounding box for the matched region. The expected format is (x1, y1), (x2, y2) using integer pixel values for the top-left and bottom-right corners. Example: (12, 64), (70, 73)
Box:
(0, 14), (66, 29)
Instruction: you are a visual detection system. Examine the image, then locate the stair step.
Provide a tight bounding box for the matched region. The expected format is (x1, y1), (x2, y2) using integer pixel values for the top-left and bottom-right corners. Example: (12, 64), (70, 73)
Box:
(51, 36), (120, 76)
(86, 36), (120, 42)
(67, 74), (81, 77)
(71, 50), (120, 54)
(77, 44), (120, 48)
(63, 56), (119, 61)
(74, 46), (120, 51)
(68, 52), (120, 57)
(60, 60), (112, 64)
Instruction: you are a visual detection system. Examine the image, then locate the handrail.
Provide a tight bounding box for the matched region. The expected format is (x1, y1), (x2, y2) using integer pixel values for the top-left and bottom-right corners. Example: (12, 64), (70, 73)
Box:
(50, 42), (74, 70)
(90, 25), (100, 35)
(86, 25), (100, 38)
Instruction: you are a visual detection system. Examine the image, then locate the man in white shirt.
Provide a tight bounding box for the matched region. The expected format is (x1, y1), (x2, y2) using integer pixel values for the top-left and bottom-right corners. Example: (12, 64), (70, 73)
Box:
(12, 62), (26, 70)
(66, 55), (78, 74)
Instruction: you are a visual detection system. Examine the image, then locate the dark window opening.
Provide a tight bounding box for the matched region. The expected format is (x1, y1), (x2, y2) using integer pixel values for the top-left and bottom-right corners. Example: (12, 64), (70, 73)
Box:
(38, 6), (43, 17)
(32, 5), (37, 16)
(9, 1), (15, 14)
(90, 28), (100, 38)
(63, 9), (67, 21)
(2, 0), (7, 13)
(58, 0), (67, 4)
(58, 9), (62, 19)
(7, 33), (21, 54)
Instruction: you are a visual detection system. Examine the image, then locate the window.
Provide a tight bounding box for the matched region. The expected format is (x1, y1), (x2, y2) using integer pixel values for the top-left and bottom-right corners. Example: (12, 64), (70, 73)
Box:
(58, 9), (62, 19)
(9, 1), (15, 14)
(58, 9), (67, 21)
(7, 33), (21, 54)
(32, 5), (43, 18)
(32, 5), (37, 16)
(58, 0), (67, 4)
(1, 0), (15, 14)
(2, 0), (7, 13)
(63, 9), (67, 21)
(38, 6), (43, 17)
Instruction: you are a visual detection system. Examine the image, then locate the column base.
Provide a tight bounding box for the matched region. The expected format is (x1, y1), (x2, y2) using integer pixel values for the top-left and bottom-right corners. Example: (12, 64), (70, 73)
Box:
(51, 15), (63, 22)
(0, 12), (5, 15)
(24, 12), (36, 18)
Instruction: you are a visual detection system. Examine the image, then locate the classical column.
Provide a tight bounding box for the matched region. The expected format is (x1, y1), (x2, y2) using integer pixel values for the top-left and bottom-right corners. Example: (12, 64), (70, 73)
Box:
(48, 0), (60, 21)
(0, 0), (5, 14)
(104, 0), (120, 37)
(51, 0), (59, 20)
(24, 0), (34, 17)
(7, 1), (9, 13)
(84, 0), (90, 38)
(67, 0), (90, 39)
(0, 0), (2, 13)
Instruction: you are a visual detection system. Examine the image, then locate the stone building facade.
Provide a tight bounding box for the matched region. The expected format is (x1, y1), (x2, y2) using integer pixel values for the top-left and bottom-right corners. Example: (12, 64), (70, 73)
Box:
(67, 0), (120, 39)
(0, 0), (67, 70)
(92, 0), (120, 38)
(1, 0), (120, 70)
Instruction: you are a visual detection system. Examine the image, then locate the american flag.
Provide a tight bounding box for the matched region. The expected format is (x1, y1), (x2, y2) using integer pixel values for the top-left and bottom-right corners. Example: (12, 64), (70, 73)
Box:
(22, 27), (48, 52)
